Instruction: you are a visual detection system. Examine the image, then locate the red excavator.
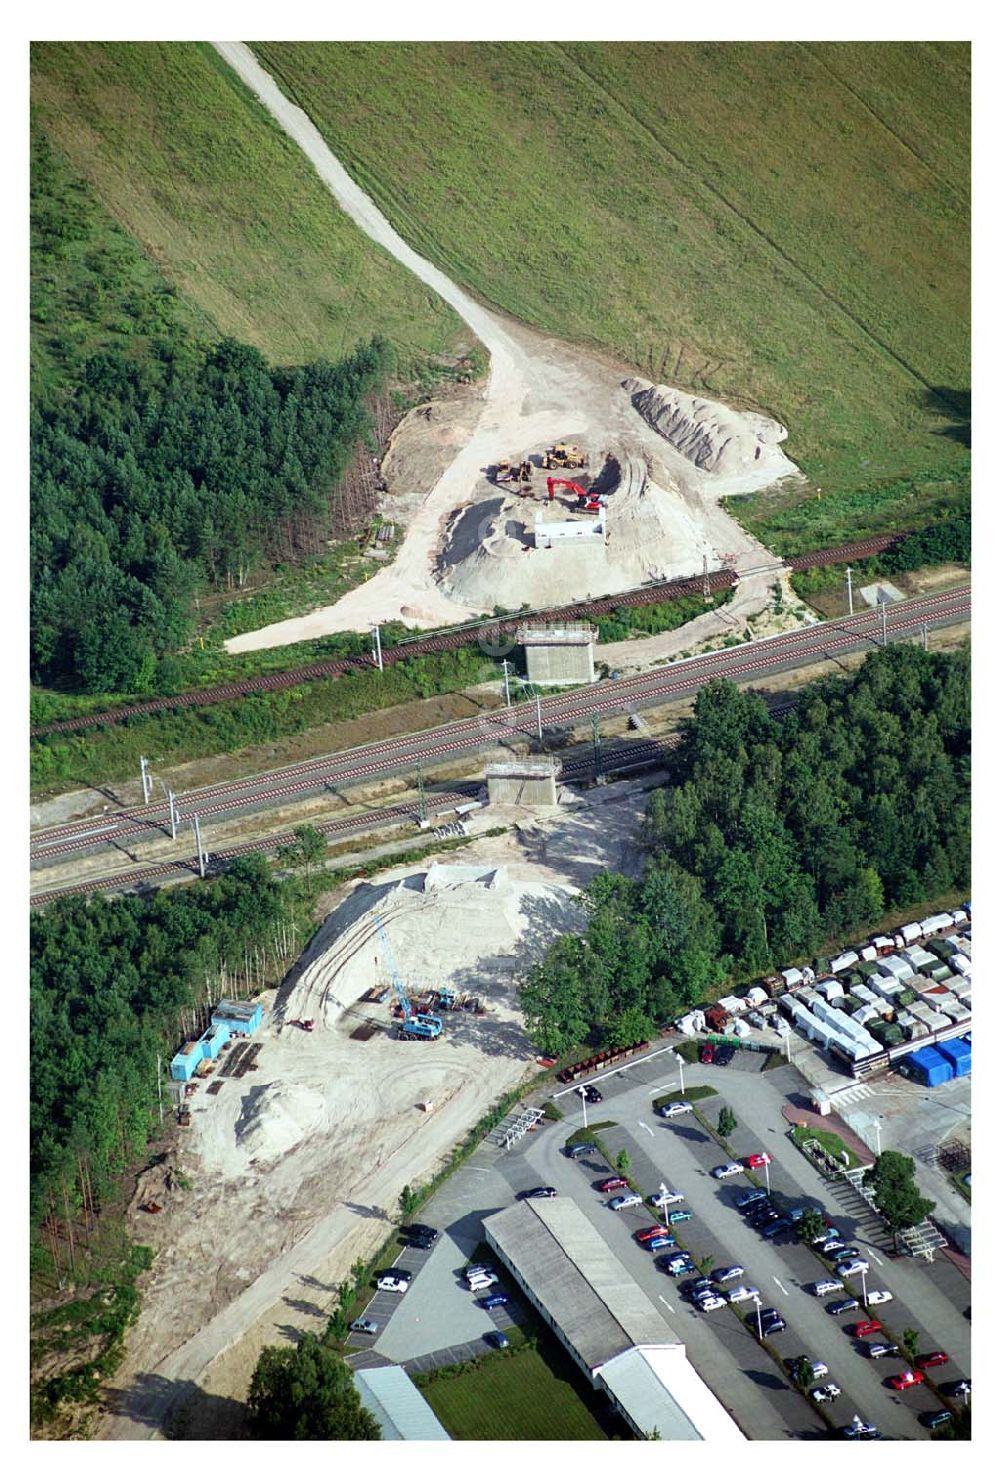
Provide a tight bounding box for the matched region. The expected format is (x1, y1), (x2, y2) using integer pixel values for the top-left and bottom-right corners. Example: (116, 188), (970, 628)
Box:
(546, 477), (603, 512)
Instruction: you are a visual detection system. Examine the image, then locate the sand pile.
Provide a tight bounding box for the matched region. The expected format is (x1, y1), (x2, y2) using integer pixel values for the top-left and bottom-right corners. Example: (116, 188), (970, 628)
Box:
(624, 376), (797, 483)
(436, 451), (714, 608)
(234, 1082), (327, 1164)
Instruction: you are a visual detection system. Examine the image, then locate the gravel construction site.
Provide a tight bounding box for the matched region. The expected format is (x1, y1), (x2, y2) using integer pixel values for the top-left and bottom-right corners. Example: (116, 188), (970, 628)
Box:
(100, 784), (648, 1436)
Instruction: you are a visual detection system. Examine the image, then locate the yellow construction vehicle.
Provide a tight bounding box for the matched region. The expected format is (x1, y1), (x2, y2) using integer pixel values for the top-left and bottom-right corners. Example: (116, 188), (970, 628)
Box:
(517, 460), (533, 483)
(493, 457), (517, 483)
(541, 443), (588, 470)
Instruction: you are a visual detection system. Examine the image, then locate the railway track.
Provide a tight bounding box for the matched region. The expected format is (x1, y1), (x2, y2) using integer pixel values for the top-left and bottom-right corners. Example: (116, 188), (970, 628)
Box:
(29, 740), (666, 907)
(30, 532), (911, 740)
(30, 586), (968, 879)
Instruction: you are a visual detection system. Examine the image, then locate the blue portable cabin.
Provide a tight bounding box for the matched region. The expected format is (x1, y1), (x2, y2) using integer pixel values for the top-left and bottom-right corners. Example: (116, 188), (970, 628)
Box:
(170, 1038), (207, 1082)
(934, 1037), (971, 1078)
(211, 998), (263, 1036)
(199, 1020), (231, 1060)
(905, 1045), (955, 1087)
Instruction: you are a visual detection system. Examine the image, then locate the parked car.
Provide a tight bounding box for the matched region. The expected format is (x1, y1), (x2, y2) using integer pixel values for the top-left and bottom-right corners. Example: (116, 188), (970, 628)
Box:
(750, 1210), (781, 1230)
(698, 1294), (727, 1312)
(726, 1285), (760, 1305)
(668, 1209), (693, 1224)
(486, 1329), (510, 1349)
(608, 1193), (642, 1211)
(737, 1188), (769, 1209)
(664, 1255), (696, 1276)
(889, 1369), (926, 1391)
(524, 1186), (557, 1199)
(919, 1410), (953, 1430)
(811, 1384), (842, 1403)
(649, 1189), (684, 1208)
(636, 1225), (670, 1243)
(865, 1343), (900, 1359)
(699, 1041), (716, 1063)
(715, 1045), (736, 1066)
(712, 1162), (744, 1179)
(404, 1224), (439, 1247)
(812, 1225), (842, 1245)
(657, 1101), (694, 1118)
(762, 1217), (793, 1239)
(583, 1085), (603, 1103)
(682, 1277), (715, 1298)
(712, 1265), (745, 1283)
(645, 1235), (675, 1252)
(598, 1176), (629, 1193)
(943, 1379), (971, 1399)
(828, 1298), (861, 1316)
(377, 1275), (409, 1294)
(746, 1308), (785, 1337)
(827, 1245), (856, 1262)
(837, 1259), (870, 1277)
(746, 1152), (772, 1169)
(464, 1264), (493, 1280)
(847, 1320), (882, 1338)
(915, 1351), (949, 1370)
(865, 1290), (893, 1306)
(479, 1293), (510, 1310)
(840, 1418), (881, 1440)
(566, 1142), (593, 1158)
(811, 1280), (845, 1297)
(350, 1317), (378, 1335)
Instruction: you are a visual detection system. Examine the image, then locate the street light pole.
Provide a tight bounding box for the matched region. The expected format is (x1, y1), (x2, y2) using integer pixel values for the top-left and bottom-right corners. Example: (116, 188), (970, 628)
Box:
(873, 1118), (882, 1158)
(860, 1267), (868, 1307)
(502, 660), (512, 707)
(535, 691), (542, 741)
(764, 1157), (771, 1196)
(371, 623), (383, 672)
(753, 1293), (763, 1341)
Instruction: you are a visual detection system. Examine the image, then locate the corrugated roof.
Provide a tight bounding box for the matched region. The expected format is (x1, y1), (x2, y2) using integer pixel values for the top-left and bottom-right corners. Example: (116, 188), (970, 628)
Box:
(598, 1346), (746, 1442)
(353, 1366), (450, 1441)
(485, 1199), (678, 1369)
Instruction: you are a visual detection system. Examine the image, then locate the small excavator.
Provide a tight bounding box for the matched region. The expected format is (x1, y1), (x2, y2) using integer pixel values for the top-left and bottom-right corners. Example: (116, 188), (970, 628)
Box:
(546, 476), (604, 512)
(494, 457), (533, 486)
(541, 442), (588, 470)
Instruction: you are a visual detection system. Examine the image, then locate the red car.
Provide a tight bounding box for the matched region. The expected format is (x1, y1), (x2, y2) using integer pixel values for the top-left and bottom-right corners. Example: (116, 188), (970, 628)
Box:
(746, 1152), (773, 1169)
(636, 1225), (667, 1243)
(848, 1320), (882, 1338)
(889, 1369), (926, 1392)
(598, 1177), (628, 1193)
(700, 1042), (716, 1064)
(915, 1351), (949, 1370)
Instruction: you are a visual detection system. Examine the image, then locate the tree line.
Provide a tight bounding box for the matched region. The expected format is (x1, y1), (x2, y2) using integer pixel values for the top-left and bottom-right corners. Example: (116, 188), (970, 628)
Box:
(31, 335), (389, 693)
(519, 644), (970, 1056)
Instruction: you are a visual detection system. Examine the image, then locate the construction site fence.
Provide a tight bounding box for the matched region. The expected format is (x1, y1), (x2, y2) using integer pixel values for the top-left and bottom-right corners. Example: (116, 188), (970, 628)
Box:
(555, 1039), (650, 1084)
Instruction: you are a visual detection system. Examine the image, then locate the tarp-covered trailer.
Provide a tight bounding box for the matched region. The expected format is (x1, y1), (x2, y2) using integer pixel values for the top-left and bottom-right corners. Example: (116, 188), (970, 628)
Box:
(905, 1045), (955, 1087)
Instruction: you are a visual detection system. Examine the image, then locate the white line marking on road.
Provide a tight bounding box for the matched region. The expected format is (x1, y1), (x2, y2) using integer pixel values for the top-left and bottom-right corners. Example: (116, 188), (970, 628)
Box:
(638, 1120), (654, 1136)
(658, 1295), (675, 1313)
(649, 1082), (679, 1095)
(870, 1253), (883, 1266)
(773, 1276), (789, 1295)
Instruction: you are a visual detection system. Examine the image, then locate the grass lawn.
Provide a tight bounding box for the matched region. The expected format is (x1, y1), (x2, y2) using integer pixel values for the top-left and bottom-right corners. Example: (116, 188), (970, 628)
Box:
(253, 41), (969, 526)
(652, 1085), (718, 1109)
(30, 43), (468, 375)
(791, 1124), (860, 1170)
(416, 1336), (616, 1440)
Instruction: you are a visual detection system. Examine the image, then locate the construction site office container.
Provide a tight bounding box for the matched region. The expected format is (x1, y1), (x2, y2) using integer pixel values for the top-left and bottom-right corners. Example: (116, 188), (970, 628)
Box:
(199, 1020), (231, 1060)
(905, 1046), (955, 1087)
(211, 999), (263, 1035)
(170, 1038), (206, 1082)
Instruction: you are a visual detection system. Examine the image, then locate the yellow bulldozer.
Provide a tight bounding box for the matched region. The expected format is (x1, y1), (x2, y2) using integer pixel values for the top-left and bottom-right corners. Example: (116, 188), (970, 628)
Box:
(541, 443), (588, 470)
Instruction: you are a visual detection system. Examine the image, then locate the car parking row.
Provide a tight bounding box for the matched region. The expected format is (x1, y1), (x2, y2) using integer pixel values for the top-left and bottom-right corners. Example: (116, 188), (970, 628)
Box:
(570, 1104), (960, 1439)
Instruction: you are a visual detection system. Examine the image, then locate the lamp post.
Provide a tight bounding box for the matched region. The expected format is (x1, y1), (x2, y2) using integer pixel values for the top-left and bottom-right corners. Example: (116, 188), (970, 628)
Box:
(873, 1118), (882, 1158)
(763, 1156), (771, 1196)
(753, 1292), (763, 1341)
(860, 1266), (869, 1307)
(672, 1051), (685, 1097)
(580, 1088), (588, 1132)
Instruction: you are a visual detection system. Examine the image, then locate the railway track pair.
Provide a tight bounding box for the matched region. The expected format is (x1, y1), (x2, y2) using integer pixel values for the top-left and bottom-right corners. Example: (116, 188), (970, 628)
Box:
(31, 533), (905, 739)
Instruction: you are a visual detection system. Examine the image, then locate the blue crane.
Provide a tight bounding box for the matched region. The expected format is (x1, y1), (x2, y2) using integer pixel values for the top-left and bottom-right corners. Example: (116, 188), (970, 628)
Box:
(375, 914), (442, 1039)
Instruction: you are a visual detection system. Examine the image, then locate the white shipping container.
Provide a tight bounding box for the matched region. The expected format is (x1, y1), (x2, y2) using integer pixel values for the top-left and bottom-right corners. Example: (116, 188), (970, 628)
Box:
(898, 923), (923, 945)
(816, 978), (845, 1001)
(854, 983), (878, 1005)
(872, 935), (895, 953)
(731, 1017), (751, 1038)
(921, 913), (954, 935)
(951, 908), (969, 926)
(746, 986), (769, 1007)
(781, 968), (805, 990)
(952, 954), (972, 977)
(853, 1005), (879, 1025)
(879, 956), (914, 981)
(718, 995), (749, 1014)
(859, 945), (878, 963)
(830, 950), (860, 974)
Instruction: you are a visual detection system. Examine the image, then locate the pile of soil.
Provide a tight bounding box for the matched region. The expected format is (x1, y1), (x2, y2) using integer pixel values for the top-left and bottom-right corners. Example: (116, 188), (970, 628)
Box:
(625, 376), (798, 486)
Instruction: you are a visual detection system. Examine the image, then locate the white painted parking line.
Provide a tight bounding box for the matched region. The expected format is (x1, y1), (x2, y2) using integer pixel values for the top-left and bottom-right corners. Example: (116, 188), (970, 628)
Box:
(773, 1276), (789, 1295)
(649, 1081), (680, 1095)
(638, 1120), (654, 1136)
(870, 1253), (884, 1266)
(658, 1295), (675, 1313)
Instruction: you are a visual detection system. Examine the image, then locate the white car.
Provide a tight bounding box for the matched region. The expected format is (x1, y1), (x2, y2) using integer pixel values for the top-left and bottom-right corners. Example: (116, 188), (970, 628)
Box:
(658, 1101), (694, 1118)
(711, 1162), (744, 1179)
(726, 1285), (760, 1305)
(649, 1189), (684, 1208)
(811, 1384), (842, 1403)
(806, 1361), (829, 1379)
(467, 1273), (499, 1291)
(608, 1192), (642, 1211)
(697, 1294), (727, 1312)
(865, 1289), (893, 1306)
(377, 1275), (409, 1294)
(838, 1259), (870, 1277)
(811, 1280), (844, 1297)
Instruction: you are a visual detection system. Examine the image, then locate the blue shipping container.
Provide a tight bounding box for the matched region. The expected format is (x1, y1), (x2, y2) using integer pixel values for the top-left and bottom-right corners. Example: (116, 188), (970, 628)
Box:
(170, 1038), (207, 1082)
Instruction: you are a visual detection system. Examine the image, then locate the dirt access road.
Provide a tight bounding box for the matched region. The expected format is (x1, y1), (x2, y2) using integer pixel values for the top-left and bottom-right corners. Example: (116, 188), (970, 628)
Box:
(217, 42), (795, 651)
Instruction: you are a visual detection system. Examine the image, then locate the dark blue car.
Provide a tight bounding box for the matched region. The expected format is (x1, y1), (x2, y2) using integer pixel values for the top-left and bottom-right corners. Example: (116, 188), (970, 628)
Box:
(479, 1293), (510, 1310)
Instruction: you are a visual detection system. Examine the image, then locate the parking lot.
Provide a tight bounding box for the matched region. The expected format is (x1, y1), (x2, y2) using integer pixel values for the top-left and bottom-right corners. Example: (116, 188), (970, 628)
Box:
(345, 1044), (970, 1439)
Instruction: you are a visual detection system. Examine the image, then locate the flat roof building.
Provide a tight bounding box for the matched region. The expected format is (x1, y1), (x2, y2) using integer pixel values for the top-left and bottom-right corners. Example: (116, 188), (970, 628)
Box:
(484, 1199), (745, 1441)
(353, 1365), (450, 1441)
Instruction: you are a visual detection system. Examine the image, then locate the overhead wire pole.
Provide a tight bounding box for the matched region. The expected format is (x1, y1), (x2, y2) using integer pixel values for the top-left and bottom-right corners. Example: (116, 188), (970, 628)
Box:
(140, 756), (152, 805)
(880, 600), (888, 647)
(416, 761), (426, 825)
(192, 813), (207, 878)
(168, 790), (179, 841)
(591, 714), (603, 780)
(371, 623), (383, 672)
(845, 565), (854, 616)
(501, 659), (512, 707)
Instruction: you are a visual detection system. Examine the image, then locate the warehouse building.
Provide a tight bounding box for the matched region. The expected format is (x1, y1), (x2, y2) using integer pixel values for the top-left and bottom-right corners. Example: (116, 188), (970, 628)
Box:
(484, 1199), (745, 1441)
(353, 1365), (450, 1441)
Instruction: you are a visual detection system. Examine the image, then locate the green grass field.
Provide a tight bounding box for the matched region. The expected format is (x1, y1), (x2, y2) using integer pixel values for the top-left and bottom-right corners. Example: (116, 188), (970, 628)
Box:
(253, 41), (969, 526)
(416, 1337), (614, 1440)
(30, 42), (468, 374)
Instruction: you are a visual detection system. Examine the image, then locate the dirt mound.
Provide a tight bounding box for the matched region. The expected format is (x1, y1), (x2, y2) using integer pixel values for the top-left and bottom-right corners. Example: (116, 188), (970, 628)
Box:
(234, 1082), (327, 1164)
(624, 376), (795, 482)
